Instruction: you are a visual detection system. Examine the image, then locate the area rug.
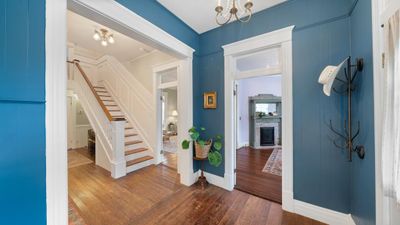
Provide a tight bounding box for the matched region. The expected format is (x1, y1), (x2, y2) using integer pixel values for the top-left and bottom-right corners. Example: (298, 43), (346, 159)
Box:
(163, 138), (178, 153)
(69, 200), (86, 225)
(68, 151), (93, 168)
(262, 148), (282, 176)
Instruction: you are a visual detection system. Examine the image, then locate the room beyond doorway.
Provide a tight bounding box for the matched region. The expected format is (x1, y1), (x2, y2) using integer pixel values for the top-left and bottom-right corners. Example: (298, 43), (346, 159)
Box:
(235, 75), (283, 203)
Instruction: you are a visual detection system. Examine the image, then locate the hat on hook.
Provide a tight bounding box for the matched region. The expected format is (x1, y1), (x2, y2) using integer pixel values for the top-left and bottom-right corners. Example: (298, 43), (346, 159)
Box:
(318, 58), (347, 96)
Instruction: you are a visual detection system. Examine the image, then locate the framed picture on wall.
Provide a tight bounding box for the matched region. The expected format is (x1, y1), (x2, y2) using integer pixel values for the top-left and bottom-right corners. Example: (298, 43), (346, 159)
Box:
(204, 92), (217, 109)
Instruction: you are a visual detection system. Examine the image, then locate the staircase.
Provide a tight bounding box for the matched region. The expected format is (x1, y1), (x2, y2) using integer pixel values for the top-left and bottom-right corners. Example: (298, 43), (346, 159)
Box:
(93, 85), (154, 174)
(69, 59), (154, 177)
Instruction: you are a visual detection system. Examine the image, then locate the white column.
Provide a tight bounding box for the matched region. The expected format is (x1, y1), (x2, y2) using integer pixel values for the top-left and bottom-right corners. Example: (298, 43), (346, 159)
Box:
(111, 120), (127, 178)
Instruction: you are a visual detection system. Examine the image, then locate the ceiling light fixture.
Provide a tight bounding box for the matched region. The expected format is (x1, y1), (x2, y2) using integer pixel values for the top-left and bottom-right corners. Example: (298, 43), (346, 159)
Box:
(215, 0), (253, 26)
(93, 28), (115, 47)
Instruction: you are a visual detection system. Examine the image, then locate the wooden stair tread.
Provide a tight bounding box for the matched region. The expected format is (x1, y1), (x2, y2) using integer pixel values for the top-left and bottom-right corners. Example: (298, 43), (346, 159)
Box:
(125, 148), (148, 156)
(126, 156), (153, 167)
(108, 109), (121, 112)
(125, 140), (143, 146)
(125, 127), (134, 130)
(94, 86), (106, 89)
(125, 133), (138, 137)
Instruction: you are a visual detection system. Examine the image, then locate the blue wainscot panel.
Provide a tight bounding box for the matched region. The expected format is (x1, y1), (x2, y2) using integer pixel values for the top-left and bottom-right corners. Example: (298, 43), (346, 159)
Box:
(0, 102), (46, 225)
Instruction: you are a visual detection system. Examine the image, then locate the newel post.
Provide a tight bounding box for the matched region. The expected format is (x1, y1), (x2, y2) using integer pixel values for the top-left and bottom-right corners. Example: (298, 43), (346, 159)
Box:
(111, 120), (126, 178)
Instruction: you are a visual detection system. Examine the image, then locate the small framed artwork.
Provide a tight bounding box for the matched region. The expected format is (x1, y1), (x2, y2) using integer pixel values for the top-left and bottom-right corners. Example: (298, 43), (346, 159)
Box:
(204, 92), (217, 109)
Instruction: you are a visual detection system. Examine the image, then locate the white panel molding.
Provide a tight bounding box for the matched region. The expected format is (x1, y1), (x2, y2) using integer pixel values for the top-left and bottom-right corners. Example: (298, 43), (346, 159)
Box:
(102, 79), (154, 154)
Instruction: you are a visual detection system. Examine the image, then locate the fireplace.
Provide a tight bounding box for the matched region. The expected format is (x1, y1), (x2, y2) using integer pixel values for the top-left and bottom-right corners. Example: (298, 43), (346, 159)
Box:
(260, 127), (275, 146)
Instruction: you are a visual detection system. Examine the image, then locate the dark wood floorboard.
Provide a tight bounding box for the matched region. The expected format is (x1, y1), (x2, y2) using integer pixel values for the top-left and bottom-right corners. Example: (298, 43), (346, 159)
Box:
(68, 162), (324, 225)
(235, 147), (282, 203)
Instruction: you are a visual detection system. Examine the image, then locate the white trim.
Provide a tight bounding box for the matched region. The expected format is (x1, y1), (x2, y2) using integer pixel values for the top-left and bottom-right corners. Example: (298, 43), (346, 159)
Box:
(68, 0), (194, 59)
(223, 26), (294, 56)
(294, 200), (355, 225)
(372, 0), (385, 224)
(46, 0), (68, 224)
(223, 26), (295, 212)
(47, 0), (195, 224)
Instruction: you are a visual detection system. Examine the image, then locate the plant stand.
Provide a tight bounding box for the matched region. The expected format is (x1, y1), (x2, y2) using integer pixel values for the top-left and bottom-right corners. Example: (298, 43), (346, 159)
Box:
(193, 157), (208, 190)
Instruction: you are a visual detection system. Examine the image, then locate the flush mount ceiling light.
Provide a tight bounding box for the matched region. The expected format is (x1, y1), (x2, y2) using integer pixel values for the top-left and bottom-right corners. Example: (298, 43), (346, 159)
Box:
(215, 0), (254, 26)
(93, 28), (115, 47)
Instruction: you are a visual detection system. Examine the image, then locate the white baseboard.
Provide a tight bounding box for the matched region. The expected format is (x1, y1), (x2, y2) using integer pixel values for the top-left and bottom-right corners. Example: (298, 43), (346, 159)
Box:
(191, 170), (355, 225)
(294, 200), (355, 225)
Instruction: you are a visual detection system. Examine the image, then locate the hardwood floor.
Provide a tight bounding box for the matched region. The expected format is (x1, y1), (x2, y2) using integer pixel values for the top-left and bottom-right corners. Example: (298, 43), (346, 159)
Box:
(162, 152), (177, 170)
(68, 162), (325, 225)
(235, 147), (282, 203)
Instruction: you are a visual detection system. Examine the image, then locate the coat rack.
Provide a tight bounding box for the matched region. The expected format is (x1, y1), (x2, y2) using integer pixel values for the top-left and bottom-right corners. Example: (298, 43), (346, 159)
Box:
(325, 57), (365, 162)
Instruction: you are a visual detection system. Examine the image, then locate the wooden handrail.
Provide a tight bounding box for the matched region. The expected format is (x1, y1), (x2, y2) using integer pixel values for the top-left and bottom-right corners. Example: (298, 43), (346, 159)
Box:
(68, 60), (125, 122)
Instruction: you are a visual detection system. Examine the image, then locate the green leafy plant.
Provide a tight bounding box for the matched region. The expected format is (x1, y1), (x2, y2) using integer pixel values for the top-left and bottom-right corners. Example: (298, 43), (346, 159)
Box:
(182, 127), (223, 167)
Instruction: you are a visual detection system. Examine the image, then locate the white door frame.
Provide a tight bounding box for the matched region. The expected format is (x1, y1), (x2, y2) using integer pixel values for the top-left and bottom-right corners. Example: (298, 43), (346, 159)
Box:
(153, 61), (181, 173)
(46, 0), (195, 224)
(223, 26), (295, 212)
(372, 0), (400, 224)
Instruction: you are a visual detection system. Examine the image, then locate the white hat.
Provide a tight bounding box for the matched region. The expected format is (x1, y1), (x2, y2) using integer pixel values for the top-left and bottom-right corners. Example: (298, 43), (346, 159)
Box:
(318, 59), (346, 96)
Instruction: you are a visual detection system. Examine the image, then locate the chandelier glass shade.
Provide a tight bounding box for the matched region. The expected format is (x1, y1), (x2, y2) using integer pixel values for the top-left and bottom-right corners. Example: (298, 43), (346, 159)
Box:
(215, 0), (254, 25)
(93, 28), (115, 47)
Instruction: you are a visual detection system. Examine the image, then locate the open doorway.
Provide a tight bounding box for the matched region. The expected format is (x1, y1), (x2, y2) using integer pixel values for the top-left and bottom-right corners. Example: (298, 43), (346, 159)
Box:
(67, 91), (95, 168)
(161, 86), (178, 170)
(65, 9), (188, 224)
(235, 75), (282, 203)
(154, 64), (180, 171)
(223, 26), (294, 210)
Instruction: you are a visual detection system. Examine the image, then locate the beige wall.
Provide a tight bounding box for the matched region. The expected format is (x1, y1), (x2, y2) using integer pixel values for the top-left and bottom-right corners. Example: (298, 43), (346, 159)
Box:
(123, 51), (176, 92)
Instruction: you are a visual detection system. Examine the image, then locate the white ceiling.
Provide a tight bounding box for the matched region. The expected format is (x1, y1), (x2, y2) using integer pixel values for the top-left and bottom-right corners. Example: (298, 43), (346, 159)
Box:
(67, 11), (154, 62)
(157, 0), (287, 34)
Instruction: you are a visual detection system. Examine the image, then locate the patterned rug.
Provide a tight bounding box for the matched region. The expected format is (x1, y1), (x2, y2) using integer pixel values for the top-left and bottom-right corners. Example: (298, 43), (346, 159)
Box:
(163, 138), (178, 153)
(69, 200), (86, 225)
(262, 148), (282, 176)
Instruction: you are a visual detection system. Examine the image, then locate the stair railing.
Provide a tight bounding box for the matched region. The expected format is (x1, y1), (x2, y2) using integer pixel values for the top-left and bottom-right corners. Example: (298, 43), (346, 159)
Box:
(68, 59), (127, 178)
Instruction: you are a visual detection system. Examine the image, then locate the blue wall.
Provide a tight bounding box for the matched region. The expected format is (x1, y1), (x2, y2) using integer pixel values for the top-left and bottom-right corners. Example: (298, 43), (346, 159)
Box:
(0, 0), (47, 224)
(0, 0), (375, 224)
(197, 0), (356, 213)
(350, 0), (376, 224)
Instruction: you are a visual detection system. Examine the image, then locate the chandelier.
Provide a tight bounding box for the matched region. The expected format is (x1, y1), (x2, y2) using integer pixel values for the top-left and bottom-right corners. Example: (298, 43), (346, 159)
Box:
(215, 0), (254, 26)
(93, 28), (115, 47)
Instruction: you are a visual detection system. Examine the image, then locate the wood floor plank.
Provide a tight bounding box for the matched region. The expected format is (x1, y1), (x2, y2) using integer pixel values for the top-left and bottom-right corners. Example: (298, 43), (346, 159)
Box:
(68, 154), (325, 225)
(236, 147), (282, 203)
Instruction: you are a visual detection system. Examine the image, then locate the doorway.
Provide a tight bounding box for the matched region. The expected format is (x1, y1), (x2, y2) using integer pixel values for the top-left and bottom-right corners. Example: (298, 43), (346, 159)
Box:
(235, 75), (283, 203)
(223, 26), (294, 211)
(46, 0), (195, 224)
(154, 63), (180, 172)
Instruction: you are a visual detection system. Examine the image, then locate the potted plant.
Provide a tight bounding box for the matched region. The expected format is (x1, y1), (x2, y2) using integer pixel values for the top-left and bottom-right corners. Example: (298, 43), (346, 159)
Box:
(181, 127), (223, 167)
